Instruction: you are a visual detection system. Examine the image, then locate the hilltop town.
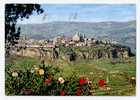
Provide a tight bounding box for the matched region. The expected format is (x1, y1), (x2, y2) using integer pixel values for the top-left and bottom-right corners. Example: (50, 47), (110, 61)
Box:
(16, 32), (118, 48)
(9, 32), (134, 62)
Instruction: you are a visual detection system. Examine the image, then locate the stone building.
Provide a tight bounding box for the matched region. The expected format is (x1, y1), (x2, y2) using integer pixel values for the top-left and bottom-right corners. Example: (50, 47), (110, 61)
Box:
(72, 32), (84, 42)
(53, 35), (65, 45)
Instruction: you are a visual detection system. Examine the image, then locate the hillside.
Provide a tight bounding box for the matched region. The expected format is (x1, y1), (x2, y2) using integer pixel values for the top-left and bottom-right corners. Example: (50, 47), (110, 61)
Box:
(19, 20), (136, 52)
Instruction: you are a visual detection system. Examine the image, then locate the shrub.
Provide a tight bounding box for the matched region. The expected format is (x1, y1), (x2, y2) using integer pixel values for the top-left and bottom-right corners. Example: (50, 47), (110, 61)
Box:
(5, 62), (93, 96)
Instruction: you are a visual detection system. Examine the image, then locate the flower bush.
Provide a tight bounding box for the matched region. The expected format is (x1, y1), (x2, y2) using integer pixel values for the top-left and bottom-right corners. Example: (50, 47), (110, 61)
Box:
(5, 61), (94, 96)
(7, 60), (123, 96)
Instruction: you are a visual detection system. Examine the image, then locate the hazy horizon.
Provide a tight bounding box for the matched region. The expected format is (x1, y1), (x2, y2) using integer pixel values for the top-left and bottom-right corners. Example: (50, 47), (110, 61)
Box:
(17, 20), (136, 25)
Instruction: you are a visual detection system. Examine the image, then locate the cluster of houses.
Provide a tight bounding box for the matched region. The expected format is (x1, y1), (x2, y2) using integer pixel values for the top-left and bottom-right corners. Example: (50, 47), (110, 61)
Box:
(16, 32), (118, 49)
(52, 32), (98, 47)
(17, 33), (96, 48)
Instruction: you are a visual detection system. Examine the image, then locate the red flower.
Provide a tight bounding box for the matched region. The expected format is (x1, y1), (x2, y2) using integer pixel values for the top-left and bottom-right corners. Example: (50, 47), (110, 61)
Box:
(79, 77), (87, 85)
(76, 87), (82, 96)
(44, 79), (51, 85)
(60, 90), (65, 96)
(98, 79), (105, 87)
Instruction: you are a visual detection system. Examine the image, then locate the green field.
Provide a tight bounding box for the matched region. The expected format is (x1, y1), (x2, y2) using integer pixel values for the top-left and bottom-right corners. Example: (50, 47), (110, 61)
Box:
(5, 55), (136, 96)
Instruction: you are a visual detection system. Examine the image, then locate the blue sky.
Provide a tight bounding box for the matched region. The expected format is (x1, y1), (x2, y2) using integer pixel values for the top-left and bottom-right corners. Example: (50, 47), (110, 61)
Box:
(17, 4), (136, 24)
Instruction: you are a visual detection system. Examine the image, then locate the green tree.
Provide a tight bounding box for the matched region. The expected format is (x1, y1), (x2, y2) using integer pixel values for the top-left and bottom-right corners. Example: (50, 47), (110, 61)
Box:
(5, 4), (44, 55)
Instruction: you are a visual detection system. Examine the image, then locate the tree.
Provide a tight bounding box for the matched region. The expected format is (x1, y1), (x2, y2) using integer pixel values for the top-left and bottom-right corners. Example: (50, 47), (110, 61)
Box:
(5, 4), (44, 55)
(66, 48), (76, 61)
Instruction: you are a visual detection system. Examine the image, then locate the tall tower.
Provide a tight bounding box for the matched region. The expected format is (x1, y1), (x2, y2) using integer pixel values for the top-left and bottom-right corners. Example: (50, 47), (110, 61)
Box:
(72, 32), (80, 42)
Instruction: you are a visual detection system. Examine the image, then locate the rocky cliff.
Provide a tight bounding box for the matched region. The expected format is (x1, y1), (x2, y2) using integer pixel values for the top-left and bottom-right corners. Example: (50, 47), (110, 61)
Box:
(14, 43), (134, 61)
(57, 44), (134, 61)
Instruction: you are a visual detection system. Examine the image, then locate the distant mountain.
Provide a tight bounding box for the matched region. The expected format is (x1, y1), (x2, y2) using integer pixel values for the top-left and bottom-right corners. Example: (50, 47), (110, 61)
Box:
(19, 20), (136, 52)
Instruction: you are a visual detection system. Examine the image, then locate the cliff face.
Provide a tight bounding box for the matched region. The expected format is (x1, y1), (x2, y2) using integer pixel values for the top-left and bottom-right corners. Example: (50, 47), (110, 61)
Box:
(57, 45), (133, 61)
(14, 43), (134, 61)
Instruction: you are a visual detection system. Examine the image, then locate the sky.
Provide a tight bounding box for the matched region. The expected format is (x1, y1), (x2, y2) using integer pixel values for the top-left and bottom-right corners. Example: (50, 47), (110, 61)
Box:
(17, 4), (136, 24)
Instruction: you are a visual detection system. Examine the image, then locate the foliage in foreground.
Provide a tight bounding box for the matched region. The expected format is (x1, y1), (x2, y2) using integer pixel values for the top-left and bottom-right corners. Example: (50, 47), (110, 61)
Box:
(5, 61), (94, 96)
(5, 56), (136, 96)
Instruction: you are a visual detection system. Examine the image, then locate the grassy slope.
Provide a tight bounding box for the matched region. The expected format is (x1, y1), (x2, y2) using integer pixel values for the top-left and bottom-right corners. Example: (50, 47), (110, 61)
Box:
(5, 56), (136, 96)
